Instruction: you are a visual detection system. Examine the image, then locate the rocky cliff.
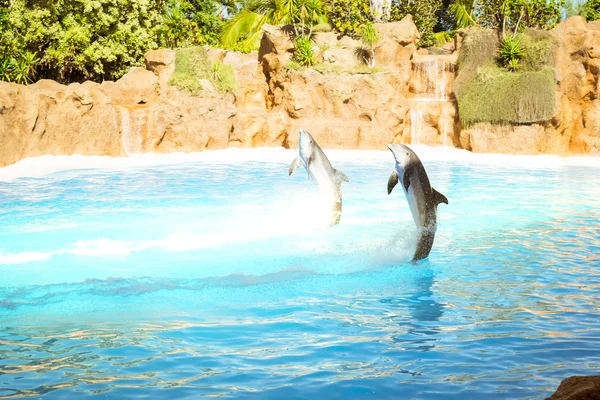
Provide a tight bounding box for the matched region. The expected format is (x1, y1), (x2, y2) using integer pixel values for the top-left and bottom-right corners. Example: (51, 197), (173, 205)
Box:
(0, 16), (599, 168)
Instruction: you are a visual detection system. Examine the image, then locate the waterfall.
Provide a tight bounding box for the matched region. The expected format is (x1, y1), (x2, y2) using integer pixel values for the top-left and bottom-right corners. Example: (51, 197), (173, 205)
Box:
(439, 105), (452, 147)
(409, 102), (424, 145)
(409, 56), (456, 146)
(118, 106), (144, 155)
(370, 0), (391, 21)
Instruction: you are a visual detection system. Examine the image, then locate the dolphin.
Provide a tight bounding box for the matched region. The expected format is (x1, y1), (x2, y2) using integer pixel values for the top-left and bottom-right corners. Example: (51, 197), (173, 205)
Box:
(289, 128), (349, 225)
(387, 144), (448, 262)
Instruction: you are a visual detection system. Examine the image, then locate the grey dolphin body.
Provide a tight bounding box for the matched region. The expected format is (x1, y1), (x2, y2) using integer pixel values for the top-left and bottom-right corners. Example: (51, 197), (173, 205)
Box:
(289, 129), (349, 225)
(387, 144), (448, 262)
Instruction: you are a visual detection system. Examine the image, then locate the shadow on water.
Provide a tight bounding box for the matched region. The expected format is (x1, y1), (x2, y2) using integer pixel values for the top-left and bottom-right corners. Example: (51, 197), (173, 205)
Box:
(380, 264), (444, 352)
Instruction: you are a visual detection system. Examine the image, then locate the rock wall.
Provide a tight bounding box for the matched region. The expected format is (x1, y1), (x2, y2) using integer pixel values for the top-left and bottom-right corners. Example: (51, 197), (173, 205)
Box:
(459, 17), (600, 155)
(1, 16), (599, 168)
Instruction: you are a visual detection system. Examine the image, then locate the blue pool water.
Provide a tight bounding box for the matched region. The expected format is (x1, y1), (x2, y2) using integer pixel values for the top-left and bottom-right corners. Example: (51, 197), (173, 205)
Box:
(0, 148), (599, 399)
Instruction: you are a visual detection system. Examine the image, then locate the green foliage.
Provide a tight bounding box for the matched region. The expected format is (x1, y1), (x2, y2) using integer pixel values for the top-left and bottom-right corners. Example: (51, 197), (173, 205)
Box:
(356, 21), (379, 67)
(293, 35), (316, 66)
(456, 28), (500, 73)
(162, 0), (222, 48)
(454, 28), (557, 126)
(456, 66), (555, 125)
(433, 30), (456, 46)
(220, 0), (327, 50)
(360, 21), (379, 46)
(519, 29), (555, 70)
(390, 0), (443, 47)
(324, 0), (372, 36)
(211, 61), (237, 92)
(499, 35), (525, 71)
(583, 0), (600, 21)
(478, 0), (565, 32)
(0, 52), (39, 84)
(169, 47), (211, 95)
(1, 0), (167, 83)
(312, 22), (333, 32)
(169, 46), (237, 95)
(449, 0), (478, 28)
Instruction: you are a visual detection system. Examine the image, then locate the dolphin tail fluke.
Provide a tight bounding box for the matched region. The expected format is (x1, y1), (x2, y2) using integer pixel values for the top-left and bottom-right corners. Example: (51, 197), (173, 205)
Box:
(288, 156), (303, 176)
(334, 169), (349, 184)
(432, 188), (448, 205)
(413, 229), (435, 262)
(387, 170), (399, 194)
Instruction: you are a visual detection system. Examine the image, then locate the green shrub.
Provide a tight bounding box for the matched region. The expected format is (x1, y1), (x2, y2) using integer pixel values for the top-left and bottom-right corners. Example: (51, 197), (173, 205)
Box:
(454, 28), (556, 126)
(1, 0), (167, 82)
(583, 0), (600, 21)
(293, 35), (316, 66)
(519, 29), (555, 71)
(312, 23), (333, 32)
(478, 0), (564, 31)
(457, 66), (556, 125)
(499, 35), (526, 71)
(324, 0), (372, 36)
(169, 46), (237, 95)
(456, 28), (500, 75)
(0, 51), (39, 84)
(210, 61), (237, 92)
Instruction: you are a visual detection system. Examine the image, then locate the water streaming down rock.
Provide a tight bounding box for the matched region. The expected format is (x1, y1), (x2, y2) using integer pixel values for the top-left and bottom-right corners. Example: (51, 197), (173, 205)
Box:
(118, 106), (145, 155)
(408, 55), (458, 146)
(369, 0), (391, 21)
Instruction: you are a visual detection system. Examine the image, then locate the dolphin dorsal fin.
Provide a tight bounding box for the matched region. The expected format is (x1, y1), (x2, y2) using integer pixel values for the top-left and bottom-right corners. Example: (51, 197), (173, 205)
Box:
(334, 169), (349, 184)
(288, 156), (303, 176)
(432, 188), (448, 205)
(387, 170), (398, 194)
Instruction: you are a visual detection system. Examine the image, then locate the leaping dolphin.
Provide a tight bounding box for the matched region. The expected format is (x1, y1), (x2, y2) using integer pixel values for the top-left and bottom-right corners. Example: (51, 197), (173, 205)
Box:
(387, 144), (448, 262)
(289, 128), (349, 225)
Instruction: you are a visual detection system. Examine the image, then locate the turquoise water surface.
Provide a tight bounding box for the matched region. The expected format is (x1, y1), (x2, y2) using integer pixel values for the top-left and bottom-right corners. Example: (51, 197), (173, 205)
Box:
(0, 148), (599, 399)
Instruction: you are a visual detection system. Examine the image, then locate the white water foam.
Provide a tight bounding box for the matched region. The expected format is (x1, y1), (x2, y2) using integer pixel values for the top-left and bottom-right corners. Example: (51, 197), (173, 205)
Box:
(1, 147), (600, 182)
(0, 188), (341, 265)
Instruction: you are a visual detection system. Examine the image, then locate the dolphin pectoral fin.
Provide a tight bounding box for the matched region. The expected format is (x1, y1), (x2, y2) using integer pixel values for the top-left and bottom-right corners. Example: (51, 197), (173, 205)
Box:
(334, 169), (349, 183)
(387, 171), (399, 194)
(288, 156), (303, 176)
(432, 188), (448, 205)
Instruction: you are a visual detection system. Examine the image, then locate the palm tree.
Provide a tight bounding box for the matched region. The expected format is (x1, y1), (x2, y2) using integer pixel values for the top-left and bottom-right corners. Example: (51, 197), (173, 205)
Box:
(220, 0), (327, 50)
(450, 0), (478, 28)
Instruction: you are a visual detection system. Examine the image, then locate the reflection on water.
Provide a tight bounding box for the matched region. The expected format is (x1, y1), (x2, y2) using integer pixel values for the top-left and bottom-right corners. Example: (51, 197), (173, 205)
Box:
(0, 156), (600, 399)
(381, 268), (444, 352)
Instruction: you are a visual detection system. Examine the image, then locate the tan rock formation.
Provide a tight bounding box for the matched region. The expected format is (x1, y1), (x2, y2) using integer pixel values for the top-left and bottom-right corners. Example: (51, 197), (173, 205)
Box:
(144, 49), (175, 89)
(3, 16), (600, 168)
(552, 16), (600, 154)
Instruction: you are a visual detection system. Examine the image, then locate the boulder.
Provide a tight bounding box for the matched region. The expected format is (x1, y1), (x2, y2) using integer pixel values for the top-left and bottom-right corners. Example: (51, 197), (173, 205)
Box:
(259, 24), (293, 62)
(460, 123), (570, 155)
(374, 15), (420, 46)
(100, 67), (159, 105)
(545, 376), (600, 400)
(314, 31), (339, 49)
(144, 49), (176, 89)
(322, 48), (360, 69)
